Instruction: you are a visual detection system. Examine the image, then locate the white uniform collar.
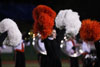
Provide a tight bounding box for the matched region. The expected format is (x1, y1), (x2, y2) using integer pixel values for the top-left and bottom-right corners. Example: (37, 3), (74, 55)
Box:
(48, 37), (54, 40)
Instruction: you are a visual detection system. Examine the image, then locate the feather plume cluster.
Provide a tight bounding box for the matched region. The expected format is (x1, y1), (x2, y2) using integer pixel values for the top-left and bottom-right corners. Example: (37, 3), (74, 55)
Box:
(33, 5), (56, 39)
(55, 9), (81, 38)
(80, 19), (100, 42)
(0, 18), (22, 46)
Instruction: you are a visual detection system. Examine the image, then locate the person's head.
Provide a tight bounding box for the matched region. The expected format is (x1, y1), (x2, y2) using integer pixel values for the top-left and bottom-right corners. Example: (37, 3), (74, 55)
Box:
(49, 29), (56, 39)
(52, 29), (56, 39)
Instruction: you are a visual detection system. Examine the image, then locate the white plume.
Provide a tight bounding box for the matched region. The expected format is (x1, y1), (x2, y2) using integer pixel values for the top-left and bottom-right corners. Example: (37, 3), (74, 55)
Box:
(0, 18), (22, 46)
(55, 9), (81, 37)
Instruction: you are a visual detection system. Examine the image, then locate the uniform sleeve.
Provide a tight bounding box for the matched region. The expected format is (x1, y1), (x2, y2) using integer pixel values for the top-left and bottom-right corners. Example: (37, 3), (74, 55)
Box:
(66, 41), (74, 54)
(82, 42), (90, 53)
(14, 40), (24, 50)
(38, 39), (46, 52)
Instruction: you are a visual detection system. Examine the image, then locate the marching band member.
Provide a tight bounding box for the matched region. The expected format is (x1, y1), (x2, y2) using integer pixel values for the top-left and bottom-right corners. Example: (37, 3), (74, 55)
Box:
(55, 9), (81, 67)
(33, 5), (65, 67)
(0, 18), (22, 67)
(65, 37), (80, 67)
(34, 29), (65, 67)
(80, 19), (100, 67)
(81, 41), (97, 67)
(14, 40), (26, 67)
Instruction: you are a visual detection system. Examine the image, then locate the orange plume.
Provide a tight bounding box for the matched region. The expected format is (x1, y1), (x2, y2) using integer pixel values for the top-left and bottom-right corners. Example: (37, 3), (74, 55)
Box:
(80, 19), (100, 42)
(32, 5), (56, 39)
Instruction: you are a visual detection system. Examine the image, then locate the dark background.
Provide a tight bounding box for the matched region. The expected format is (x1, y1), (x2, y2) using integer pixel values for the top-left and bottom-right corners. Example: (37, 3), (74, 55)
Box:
(0, 0), (100, 23)
(0, 0), (100, 61)
(0, 0), (100, 20)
